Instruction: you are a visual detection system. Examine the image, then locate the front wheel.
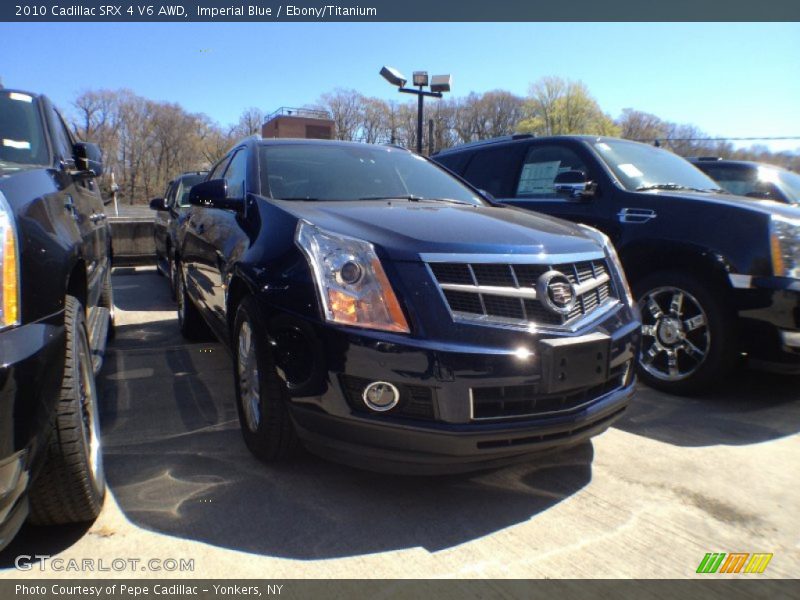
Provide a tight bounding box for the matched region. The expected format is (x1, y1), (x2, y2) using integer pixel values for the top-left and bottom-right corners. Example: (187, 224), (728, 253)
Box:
(28, 295), (106, 524)
(233, 296), (298, 462)
(634, 270), (737, 395)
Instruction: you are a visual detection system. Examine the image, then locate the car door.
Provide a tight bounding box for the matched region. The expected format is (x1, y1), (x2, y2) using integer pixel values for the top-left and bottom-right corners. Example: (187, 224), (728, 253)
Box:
(501, 141), (605, 230)
(46, 104), (104, 304)
(200, 148), (249, 328)
(154, 180), (175, 264)
(182, 158), (229, 321)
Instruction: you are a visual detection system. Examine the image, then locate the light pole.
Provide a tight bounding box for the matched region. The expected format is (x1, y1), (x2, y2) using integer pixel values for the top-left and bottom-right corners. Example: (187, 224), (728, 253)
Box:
(380, 66), (451, 154)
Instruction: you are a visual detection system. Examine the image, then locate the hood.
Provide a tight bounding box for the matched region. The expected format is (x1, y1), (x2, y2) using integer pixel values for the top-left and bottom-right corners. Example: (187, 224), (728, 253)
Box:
(644, 189), (800, 221)
(268, 198), (603, 261)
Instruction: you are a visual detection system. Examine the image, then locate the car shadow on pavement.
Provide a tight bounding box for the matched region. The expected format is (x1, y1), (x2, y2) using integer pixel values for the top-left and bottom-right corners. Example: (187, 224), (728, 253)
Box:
(0, 523), (91, 568)
(615, 370), (800, 447)
(94, 324), (595, 559)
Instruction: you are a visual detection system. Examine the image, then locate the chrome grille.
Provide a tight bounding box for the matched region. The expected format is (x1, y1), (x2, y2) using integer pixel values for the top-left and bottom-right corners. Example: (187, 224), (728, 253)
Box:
(428, 256), (618, 330)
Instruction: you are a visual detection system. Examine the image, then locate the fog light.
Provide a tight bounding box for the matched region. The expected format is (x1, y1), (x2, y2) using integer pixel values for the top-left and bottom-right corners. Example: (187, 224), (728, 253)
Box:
(362, 381), (400, 412)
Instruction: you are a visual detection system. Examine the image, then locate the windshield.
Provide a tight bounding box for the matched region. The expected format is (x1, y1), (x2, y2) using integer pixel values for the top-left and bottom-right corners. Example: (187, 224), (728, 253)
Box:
(698, 163), (800, 205)
(259, 143), (484, 205)
(0, 91), (49, 169)
(591, 139), (721, 193)
(176, 174), (207, 207)
(777, 169), (800, 204)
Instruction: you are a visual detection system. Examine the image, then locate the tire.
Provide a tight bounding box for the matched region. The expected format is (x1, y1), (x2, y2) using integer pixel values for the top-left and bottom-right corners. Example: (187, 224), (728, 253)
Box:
(233, 296), (299, 462)
(28, 295), (106, 525)
(167, 248), (177, 301)
(633, 270), (738, 395)
(176, 262), (209, 341)
(99, 268), (115, 341)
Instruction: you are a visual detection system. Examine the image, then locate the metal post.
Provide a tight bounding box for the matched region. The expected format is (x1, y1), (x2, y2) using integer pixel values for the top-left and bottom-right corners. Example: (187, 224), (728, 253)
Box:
(416, 93), (424, 154)
(428, 119), (434, 156)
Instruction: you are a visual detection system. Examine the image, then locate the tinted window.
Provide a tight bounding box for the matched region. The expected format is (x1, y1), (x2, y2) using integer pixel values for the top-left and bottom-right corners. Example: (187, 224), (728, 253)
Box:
(701, 164), (799, 204)
(461, 145), (522, 198)
(174, 174), (207, 207)
(223, 149), (247, 199)
(259, 143), (483, 205)
(516, 145), (590, 198)
(434, 151), (471, 176)
(0, 91), (49, 166)
(592, 140), (720, 192)
(208, 156), (229, 181)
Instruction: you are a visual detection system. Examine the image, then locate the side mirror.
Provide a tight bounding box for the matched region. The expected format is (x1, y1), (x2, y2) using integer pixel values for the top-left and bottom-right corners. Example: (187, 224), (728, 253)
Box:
(554, 170), (596, 200)
(149, 197), (167, 211)
(189, 179), (242, 211)
(73, 142), (103, 177)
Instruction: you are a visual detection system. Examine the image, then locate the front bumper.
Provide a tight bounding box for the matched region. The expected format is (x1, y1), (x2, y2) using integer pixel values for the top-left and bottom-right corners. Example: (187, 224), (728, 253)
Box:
(269, 299), (640, 474)
(732, 276), (800, 373)
(0, 313), (66, 549)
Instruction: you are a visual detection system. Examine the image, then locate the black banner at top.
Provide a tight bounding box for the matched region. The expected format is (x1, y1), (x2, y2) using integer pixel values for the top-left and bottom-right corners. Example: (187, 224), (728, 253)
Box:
(3, 0), (800, 22)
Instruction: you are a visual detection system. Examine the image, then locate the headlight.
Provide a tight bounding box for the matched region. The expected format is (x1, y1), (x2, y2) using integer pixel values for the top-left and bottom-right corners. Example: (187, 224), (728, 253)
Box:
(295, 220), (410, 333)
(577, 223), (634, 307)
(0, 191), (20, 330)
(770, 215), (800, 279)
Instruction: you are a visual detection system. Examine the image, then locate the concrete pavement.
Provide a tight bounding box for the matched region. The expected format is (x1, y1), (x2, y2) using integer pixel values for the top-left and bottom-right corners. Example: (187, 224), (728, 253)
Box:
(1, 267), (798, 579)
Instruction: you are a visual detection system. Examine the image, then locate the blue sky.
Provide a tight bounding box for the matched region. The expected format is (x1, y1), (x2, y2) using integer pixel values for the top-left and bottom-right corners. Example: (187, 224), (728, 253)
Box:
(2, 22), (798, 151)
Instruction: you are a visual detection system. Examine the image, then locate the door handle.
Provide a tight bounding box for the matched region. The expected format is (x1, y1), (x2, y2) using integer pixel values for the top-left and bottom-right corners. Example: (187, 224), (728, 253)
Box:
(618, 208), (657, 223)
(89, 213), (106, 222)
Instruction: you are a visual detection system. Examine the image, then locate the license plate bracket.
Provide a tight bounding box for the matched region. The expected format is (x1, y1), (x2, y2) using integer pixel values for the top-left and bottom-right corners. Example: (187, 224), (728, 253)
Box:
(539, 332), (611, 394)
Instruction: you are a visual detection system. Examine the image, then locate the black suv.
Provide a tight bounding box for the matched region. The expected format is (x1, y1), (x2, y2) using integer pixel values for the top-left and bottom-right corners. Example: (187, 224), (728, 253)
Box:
(150, 170), (207, 297)
(690, 158), (799, 205)
(433, 135), (800, 393)
(174, 138), (640, 474)
(0, 88), (112, 548)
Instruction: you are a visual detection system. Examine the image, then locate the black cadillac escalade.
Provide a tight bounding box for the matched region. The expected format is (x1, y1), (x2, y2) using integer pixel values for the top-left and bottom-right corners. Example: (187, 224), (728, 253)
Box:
(433, 135), (800, 394)
(175, 137), (640, 474)
(0, 88), (112, 549)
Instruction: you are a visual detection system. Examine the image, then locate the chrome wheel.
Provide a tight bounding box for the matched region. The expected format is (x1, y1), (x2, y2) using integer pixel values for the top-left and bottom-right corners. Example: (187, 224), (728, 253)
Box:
(176, 269), (185, 323)
(638, 286), (710, 382)
(77, 324), (103, 484)
(237, 320), (261, 432)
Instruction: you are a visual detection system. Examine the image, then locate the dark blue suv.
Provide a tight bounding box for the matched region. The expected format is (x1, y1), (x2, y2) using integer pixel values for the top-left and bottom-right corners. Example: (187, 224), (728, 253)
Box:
(173, 138), (640, 473)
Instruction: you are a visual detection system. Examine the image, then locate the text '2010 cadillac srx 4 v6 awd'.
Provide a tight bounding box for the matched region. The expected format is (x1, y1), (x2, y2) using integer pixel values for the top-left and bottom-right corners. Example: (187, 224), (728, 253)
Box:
(176, 138), (641, 473)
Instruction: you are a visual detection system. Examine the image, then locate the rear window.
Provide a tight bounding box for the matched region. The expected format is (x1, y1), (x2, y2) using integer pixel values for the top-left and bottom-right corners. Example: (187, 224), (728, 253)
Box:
(0, 91), (49, 167)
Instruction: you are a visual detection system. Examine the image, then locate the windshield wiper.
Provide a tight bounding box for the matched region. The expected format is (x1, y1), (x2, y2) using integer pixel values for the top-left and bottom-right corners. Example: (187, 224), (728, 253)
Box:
(636, 183), (713, 193)
(274, 196), (322, 201)
(358, 195), (475, 206)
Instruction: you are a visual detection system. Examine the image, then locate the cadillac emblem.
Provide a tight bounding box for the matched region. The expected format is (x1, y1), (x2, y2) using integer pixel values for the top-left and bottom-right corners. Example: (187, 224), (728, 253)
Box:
(536, 270), (577, 315)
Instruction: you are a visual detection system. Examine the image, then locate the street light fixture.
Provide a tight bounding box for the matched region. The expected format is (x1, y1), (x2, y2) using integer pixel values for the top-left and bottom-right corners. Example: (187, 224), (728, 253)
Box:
(380, 65), (451, 154)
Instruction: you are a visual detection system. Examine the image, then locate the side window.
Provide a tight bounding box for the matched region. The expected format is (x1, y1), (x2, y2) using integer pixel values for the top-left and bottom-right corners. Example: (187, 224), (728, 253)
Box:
(164, 181), (178, 209)
(462, 145), (523, 198)
(208, 156), (230, 182)
(223, 149), (247, 199)
(516, 145), (590, 199)
(49, 108), (74, 165)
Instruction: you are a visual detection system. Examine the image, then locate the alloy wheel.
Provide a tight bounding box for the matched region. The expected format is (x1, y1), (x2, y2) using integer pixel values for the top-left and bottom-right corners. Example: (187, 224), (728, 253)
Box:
(77, 324), (104, 483)
(237, 320), (261, 432)
(638, 286), (710, 382)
